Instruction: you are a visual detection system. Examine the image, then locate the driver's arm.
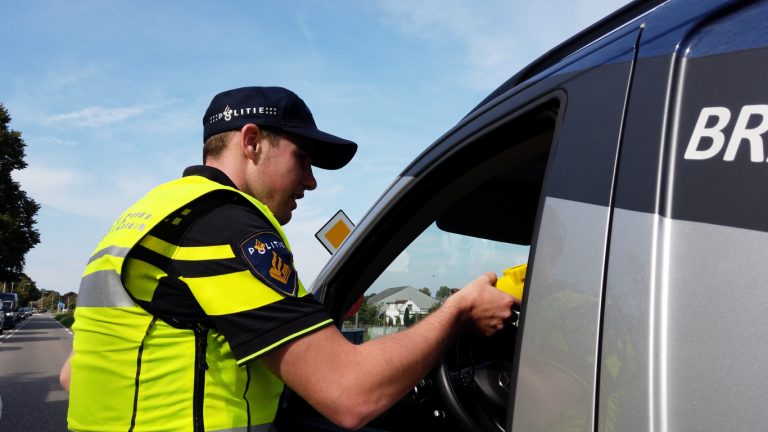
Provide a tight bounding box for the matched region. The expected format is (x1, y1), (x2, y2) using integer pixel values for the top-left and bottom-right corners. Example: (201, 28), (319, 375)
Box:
(259, 271), (519, 430)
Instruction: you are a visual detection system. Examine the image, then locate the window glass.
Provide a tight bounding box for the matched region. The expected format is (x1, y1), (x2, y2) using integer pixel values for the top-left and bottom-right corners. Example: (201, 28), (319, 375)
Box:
(343, 222), (529, 340)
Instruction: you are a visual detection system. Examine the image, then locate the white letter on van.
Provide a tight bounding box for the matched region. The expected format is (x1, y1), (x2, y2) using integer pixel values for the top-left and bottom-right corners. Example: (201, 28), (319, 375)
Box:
(684, 107), (731, 160)
(723, 105), (768, 162)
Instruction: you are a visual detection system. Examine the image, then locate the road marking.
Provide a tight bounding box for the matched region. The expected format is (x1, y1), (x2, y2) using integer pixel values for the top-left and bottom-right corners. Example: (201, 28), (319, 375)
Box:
(0, 318), (31, 344)
(45, 314), (74, 337)
(45, 389), (69, 402)
(0, 315), (73, 346)
(0, 321), (28, 344)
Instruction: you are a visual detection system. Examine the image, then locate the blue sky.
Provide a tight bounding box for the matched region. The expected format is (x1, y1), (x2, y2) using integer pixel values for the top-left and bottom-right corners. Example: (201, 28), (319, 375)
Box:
(1, 0), (630, 294)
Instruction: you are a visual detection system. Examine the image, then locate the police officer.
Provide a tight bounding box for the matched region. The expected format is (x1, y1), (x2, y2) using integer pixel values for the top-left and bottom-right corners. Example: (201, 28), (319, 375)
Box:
(61, 86), (518, 431)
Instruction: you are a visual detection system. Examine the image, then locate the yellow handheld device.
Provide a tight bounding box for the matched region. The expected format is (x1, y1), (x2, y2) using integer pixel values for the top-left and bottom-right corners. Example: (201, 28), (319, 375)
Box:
(495, 264), (526, 299)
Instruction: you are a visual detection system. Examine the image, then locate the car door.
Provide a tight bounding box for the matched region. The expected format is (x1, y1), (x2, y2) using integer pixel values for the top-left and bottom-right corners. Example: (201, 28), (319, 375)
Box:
(273, 17), (644, 432)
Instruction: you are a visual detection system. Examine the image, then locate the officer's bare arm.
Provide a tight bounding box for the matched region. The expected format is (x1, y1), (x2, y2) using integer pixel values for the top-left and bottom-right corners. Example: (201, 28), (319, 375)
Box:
(61, 348), (75, 393)
(259, 271), (519, 431)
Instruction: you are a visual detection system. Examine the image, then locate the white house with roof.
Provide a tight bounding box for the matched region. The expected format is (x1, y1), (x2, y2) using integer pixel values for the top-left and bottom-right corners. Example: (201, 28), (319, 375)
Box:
(367, 286), (440, 326)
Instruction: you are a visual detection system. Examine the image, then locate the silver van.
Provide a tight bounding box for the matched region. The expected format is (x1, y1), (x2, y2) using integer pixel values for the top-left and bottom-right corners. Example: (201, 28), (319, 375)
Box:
(275, 0), (768, 430)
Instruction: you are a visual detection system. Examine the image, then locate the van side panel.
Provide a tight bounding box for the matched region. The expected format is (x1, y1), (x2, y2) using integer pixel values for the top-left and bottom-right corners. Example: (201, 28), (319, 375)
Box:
(664, 46), (768, 233)
(545, 60), (635, 207)
(603, 2), (768, 430)
(514, 198), (609, 431)
(612, 54), (672, 215)
(663, 217), (768, 429)
(511, 30), (638, 431)
(599, 209), (656, 432)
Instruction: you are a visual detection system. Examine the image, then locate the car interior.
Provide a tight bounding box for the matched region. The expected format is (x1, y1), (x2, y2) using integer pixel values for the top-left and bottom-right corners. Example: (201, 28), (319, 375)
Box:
(276, 97), (564, 432)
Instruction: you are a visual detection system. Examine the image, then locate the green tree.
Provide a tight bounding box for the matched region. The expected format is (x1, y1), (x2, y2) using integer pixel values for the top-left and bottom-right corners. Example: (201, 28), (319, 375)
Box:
(403, 307), (411, 326)
(435, 286), (452, 302)
(418, 287), (431, 297)
(62, 291), (77, 309)
(41, 290), (61, 310)
(355, 296), (383, 326)
(13, 273), (40, 307)
(0, 104), (40, 282)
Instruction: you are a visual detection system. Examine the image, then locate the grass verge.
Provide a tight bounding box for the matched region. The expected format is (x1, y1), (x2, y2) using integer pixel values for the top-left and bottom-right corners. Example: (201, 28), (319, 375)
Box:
(54, 312), (75, 328)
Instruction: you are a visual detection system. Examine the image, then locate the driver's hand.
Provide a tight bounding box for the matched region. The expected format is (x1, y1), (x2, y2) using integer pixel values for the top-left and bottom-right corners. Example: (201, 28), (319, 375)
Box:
(447, 271), (521, 337)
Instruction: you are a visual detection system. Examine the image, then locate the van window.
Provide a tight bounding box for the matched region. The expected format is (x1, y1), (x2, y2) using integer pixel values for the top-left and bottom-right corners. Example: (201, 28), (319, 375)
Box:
(341, 121), (555, 339)
(0, 294), (15, 309)
(346, 223), (530, 338)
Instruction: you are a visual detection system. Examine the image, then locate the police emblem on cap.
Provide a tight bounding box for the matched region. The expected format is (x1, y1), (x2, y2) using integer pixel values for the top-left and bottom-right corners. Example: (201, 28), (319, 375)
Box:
(239, 230), (298, 297)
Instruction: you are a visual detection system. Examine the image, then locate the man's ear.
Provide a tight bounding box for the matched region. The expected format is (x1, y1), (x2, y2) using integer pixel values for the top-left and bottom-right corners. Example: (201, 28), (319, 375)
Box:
(240, 124), (264, 163)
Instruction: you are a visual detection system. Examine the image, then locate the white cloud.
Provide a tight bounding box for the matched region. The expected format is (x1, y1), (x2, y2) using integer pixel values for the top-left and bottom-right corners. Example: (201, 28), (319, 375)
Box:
(45, 99), (183, 129)
(12, 164), (160, 222)
(297, 11), (315, 44)
(34, 136), (78, 146)
(47, 105), (149, 128)
(377, 0), (631, 89)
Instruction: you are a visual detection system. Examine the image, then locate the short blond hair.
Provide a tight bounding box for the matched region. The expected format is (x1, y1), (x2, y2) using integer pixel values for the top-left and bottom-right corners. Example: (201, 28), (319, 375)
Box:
(202, 126), (283, 163)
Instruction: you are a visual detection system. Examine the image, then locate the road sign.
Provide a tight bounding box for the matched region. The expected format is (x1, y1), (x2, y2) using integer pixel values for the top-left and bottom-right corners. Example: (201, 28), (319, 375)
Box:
(315, 210), (354, 254)
(58, 302), (65, 309)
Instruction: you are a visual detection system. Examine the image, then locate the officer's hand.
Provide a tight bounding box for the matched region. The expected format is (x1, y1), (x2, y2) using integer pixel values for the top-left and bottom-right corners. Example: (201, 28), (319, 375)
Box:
(446, 271), (520, 337)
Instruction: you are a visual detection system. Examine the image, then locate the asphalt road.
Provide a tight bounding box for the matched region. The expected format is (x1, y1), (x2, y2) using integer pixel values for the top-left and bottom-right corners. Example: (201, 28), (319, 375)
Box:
(0, 313), (73, 431)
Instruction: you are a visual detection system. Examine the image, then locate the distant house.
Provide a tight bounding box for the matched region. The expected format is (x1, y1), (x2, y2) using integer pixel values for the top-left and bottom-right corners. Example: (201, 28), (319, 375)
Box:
(367, 286), (440, 325)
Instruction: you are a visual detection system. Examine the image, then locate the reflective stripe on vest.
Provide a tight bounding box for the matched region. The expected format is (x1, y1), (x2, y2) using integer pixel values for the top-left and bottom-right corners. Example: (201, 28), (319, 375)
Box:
(69, 175), (290, 431)
(78, 245), (133, 307)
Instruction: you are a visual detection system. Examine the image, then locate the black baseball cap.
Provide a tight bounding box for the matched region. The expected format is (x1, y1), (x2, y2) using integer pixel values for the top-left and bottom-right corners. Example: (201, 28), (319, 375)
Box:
(203, 86), (358, 170)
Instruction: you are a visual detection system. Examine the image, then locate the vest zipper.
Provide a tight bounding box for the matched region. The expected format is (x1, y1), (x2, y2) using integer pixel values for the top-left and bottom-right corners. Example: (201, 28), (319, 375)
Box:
(193, 325), (209, 432)
(243, 365), (252, 432)
(129, 317), (157, 432)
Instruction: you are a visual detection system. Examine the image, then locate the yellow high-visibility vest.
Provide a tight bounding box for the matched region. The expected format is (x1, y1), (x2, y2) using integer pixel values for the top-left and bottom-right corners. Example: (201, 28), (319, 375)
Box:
(68, 175), (308, 432)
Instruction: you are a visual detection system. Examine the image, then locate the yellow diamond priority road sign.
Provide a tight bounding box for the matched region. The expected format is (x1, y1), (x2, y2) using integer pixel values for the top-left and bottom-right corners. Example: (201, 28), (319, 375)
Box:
(315, 210), (355, 255)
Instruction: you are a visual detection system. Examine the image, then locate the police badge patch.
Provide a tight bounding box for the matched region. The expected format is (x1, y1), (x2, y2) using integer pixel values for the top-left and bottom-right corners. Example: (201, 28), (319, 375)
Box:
(239, 230), (298, 297)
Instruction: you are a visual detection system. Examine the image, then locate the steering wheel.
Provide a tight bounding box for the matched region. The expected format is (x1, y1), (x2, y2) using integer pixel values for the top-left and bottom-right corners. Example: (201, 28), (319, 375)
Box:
(436, 329), (517, 432)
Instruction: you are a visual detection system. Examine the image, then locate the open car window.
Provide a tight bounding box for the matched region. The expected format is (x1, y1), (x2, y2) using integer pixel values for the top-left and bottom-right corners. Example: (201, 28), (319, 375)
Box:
(344, 223), (530, 337)
(338, 108), (558, 337)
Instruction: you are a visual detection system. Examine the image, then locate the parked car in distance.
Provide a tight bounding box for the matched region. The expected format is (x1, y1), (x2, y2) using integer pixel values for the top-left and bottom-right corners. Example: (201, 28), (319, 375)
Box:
(0, 293), (19, 329)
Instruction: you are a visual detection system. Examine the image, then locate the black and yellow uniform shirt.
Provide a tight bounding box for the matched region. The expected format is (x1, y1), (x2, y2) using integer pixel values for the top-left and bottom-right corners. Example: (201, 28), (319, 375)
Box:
(127, 165), (332, 364)
(69, 166), (333, 432)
